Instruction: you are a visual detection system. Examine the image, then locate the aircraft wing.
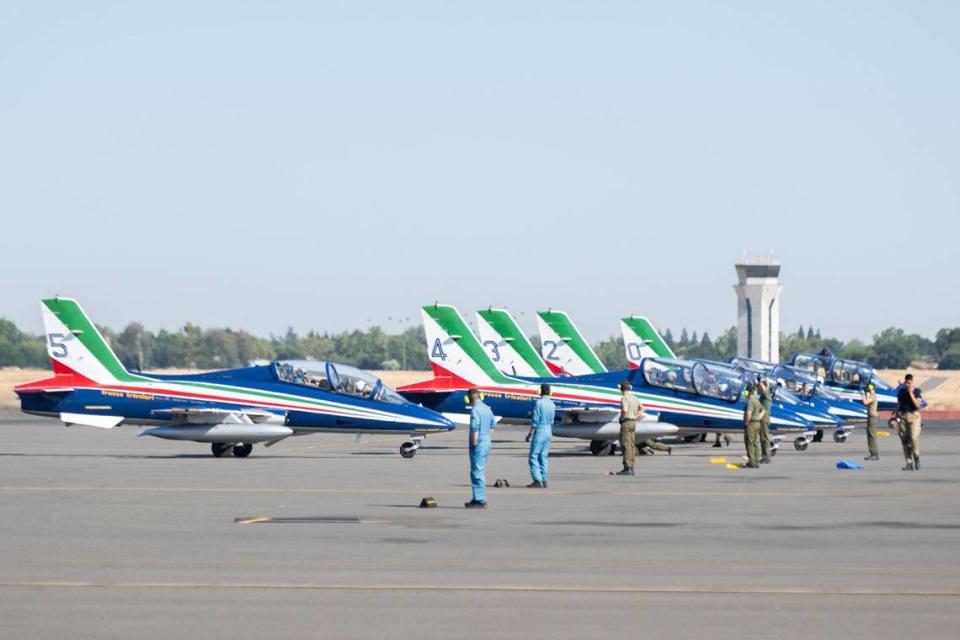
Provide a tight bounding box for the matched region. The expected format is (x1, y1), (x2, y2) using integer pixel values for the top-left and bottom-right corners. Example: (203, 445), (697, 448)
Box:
(150, 408), (280, 425)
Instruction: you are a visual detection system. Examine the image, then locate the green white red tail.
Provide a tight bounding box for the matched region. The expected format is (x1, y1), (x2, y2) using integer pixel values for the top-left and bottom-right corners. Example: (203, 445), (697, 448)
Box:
(421, 305), (514, 387)
(475, 308), (553, 378)
(620, 316), (675, 368)
(536, 310), (606, 376)
(40, 298), (148, 384)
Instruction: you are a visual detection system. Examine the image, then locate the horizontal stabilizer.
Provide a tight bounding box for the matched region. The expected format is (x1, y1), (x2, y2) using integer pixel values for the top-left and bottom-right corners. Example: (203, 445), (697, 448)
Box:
(60, 412), (124, 429)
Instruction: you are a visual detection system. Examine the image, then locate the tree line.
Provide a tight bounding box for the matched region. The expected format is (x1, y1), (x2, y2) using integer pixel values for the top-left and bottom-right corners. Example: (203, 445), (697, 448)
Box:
(3, 317), (960, 371)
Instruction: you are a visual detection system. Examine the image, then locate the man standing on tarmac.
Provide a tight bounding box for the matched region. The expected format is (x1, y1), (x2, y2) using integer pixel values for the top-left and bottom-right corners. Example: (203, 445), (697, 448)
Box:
(743, 384), (765, 469)
(758, 378), (773, 464)
(617, 380), (644, 475)
(527, 384), (555, 488)
(862, 383), (880, 461)
(465, 388), (495, 508)
(896, 374), (924, 471)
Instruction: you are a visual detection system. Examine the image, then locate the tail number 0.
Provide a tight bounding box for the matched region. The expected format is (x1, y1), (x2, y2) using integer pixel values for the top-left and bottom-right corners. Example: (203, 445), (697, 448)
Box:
(48, 333), (69, 358)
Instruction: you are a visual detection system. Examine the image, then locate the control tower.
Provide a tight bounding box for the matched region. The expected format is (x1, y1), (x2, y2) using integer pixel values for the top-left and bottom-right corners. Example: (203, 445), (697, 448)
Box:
(734, 258), (781, 362)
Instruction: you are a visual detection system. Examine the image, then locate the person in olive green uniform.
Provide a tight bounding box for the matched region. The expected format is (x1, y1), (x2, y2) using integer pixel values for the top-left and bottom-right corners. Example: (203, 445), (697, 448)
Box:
(862, 383), (880, 461)
(743, 384), (765, 468)
(640, 439), (672, 455)
(758, 379), (773, 464)
(617, 381), (644, 475)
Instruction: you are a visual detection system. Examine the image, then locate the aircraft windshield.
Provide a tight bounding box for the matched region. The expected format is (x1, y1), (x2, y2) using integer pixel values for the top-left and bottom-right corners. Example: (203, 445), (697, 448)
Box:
(729, 357), (774, 375)
(829, 359), (876, 388)
(691, 362), (744, 402)
(772, 364), (819, 399)
(791, 353), (825, 375)
(642, 359), (695, 394)
(273, 360), (405, 404)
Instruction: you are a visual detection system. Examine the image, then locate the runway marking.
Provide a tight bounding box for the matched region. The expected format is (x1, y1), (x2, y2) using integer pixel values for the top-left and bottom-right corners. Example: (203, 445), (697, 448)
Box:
(10, 555), (960, 575)
(234, 516), (391, 525)
(0, 485), (930, 499)
(0, 581), (957, 597)
(17, 556), (960, 576)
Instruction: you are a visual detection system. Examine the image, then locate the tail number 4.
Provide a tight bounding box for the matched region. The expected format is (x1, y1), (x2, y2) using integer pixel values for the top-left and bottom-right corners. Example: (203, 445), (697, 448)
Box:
(48, 333), (69, 358)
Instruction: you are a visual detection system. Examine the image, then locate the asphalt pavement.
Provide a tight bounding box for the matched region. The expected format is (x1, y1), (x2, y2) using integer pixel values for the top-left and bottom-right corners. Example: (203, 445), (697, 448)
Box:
(2, 411), (959, 639)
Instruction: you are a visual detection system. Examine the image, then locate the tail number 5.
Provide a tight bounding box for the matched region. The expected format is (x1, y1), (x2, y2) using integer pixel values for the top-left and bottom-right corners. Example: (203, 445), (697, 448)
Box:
(48, 333), (69, 358)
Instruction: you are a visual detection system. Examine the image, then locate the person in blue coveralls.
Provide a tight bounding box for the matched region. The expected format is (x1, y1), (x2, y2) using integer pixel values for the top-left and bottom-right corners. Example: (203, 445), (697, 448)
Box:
(527, 384), (556, 488)
(465, 388), (495, 508)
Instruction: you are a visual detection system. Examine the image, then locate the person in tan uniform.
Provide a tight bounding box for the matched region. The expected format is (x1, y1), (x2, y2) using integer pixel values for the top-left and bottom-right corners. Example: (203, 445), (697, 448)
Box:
(742, 384), (765, 469)
(896, 374), (924, 471)
(862, 383), (880, 461)
(617, 381), (644, 476)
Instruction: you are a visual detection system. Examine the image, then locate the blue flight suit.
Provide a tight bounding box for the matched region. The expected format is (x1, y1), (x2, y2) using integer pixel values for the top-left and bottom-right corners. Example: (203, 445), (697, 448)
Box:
(528, 396), (556, 484)
(469, 400), (495, 503)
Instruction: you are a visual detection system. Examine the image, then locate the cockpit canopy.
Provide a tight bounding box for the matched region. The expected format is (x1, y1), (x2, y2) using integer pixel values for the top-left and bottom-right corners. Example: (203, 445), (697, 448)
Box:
(273, 360), (405, 404)
(789, 353), (879, 389)
(772, 364), (819, 397)
(828, 359), (877, 389)
(642, 358), (744, 402)
(728, 357), (774, 375)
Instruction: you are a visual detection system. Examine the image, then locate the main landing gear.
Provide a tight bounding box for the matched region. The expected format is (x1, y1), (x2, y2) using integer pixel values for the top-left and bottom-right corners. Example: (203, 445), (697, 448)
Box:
(833, 429), (850, 443)
(211, 443), (254, 458)
(400, 435), (425, 459)
(589, 440), (616, 456)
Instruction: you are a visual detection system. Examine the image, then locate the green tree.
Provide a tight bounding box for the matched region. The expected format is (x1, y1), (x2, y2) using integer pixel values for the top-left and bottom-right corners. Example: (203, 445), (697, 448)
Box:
(938, 345), (960, 370)
(0, 318), (47, 368)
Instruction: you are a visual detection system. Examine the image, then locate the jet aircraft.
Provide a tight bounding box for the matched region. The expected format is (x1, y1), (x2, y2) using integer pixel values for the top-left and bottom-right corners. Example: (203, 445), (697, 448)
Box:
(15, 298), (454, 458)
(398, 305), (814, 455)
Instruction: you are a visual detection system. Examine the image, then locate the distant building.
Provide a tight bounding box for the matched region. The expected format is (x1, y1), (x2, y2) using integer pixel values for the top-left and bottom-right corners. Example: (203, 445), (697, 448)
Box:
(734, 258), (781, 362)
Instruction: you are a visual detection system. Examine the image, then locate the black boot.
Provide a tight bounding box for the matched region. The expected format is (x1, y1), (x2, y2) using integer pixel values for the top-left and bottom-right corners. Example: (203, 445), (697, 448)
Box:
(616, 468), (635, 476)
(913, 455), (920, 470)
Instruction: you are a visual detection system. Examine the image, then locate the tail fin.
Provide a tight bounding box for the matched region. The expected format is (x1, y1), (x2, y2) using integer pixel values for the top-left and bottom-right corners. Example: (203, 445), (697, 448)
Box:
(40, 298), (144, 384)
(620, 316), (675, 368)
(421, 305), (515, 386)
(536, 310), (607, 376)
(476, 308), (553, 378)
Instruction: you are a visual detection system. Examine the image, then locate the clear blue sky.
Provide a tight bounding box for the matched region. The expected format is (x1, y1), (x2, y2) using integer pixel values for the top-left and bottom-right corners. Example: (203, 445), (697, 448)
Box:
(1, 1), (958, 343)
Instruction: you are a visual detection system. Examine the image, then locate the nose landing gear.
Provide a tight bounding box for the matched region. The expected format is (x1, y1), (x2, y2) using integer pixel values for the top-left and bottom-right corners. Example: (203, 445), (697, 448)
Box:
(400, 434), (425, 459)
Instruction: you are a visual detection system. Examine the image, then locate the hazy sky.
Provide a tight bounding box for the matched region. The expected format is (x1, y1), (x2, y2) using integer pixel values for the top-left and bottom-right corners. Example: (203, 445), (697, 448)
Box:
(2, 1), (958, 344)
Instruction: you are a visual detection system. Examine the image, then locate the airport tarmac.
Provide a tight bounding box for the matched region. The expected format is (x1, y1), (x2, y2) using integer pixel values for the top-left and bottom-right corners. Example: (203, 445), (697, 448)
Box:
(1, 411), (959, 639)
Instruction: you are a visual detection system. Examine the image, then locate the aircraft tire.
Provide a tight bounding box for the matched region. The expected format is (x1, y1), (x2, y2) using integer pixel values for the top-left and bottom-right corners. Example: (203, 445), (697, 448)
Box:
(833, 431), (847, 444)
(233, 443), (253, 458)
(589, 440), (614, 457)
(794, 437), (809, 452)
(211, 443), (234, 458)
(399, 442), (418, 459)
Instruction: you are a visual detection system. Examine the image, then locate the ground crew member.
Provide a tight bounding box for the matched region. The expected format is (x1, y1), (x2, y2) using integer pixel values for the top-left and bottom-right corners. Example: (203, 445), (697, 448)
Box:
(527, 384), (555, 488)
(465, 388), (495, 508)
(758, 378), (773, 463)
(713, 432), (731, 448)
(896, 374), (924, 471)
(862, 383), (880, 461)
(639, 439), (672, 455)
(743, 384), (765, 468)
(617, 380), (644, 475)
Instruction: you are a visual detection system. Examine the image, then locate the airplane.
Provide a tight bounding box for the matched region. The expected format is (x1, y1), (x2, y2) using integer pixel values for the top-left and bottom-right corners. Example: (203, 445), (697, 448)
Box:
(14, 298), (455, 458)
(398, 304), (683, 450)
(787, 350), (907, 411)
(398, 305), (814, 456)
(620, 315), (676, 366)
(535, 309), (837, 450)
(476, 308), (554, 378)
(728, 356), (864, 450)
(536, 310), (607, 376)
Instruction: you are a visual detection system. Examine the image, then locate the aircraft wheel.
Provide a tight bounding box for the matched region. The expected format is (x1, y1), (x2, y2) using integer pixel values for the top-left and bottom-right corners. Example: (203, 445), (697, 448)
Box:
(770, 447), (778, 457)
(589, 440), (614, 456)
(211, 443), (234, 458)
(833, 431), (848, 444)
(399, 442), (418, 459)
(683, 435), (700, 444)
(794, 437), (808, 452)
(233, 443), (253, 458)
